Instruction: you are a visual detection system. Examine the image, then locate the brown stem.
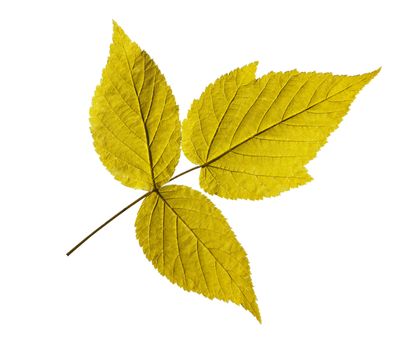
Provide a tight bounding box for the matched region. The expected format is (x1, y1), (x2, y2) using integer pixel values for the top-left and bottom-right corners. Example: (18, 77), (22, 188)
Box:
(66, 164), (202, 256)
(66, 192), (151, 256)
(168, 165), (201, 183)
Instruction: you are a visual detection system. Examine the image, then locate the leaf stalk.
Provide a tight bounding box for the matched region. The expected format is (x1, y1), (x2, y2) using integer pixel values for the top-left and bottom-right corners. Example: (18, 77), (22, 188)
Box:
(66, 165), (201, 256)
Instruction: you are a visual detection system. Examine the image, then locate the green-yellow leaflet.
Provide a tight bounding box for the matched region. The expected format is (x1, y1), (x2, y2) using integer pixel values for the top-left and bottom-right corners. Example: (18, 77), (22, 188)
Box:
(182, 64), (380, 199)
(136, 185), (261, 321)
(72, 20), (380, 323)
(90, 21), (180, 190)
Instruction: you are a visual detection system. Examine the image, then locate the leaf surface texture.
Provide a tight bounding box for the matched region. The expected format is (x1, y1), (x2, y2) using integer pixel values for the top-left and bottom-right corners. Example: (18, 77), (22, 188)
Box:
(182, 65), (379, 199)
(90, 22), (180, 190)
(136, 185), (261, 321)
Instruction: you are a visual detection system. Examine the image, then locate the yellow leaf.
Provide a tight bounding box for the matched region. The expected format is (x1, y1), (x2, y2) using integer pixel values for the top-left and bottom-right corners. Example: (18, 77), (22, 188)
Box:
(136, 185), (261, 322)
(90, 21), (180, 190)
(182, 65), (380, 199)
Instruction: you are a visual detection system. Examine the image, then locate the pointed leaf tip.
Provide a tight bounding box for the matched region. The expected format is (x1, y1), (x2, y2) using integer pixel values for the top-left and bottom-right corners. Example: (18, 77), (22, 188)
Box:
(112, 19), (122, 34)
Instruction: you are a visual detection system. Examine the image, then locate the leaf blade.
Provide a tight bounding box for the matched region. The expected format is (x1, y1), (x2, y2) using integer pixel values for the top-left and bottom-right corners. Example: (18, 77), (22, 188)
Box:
(90, 21), (180, 190)
(136, 185), (261, 322)
(183, 66), (380, 199)
(182, 62), (258, 165)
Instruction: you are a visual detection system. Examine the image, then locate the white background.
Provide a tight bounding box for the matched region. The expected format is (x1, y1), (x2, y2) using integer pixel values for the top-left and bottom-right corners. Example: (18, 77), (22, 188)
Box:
(0, 0), (416, 349)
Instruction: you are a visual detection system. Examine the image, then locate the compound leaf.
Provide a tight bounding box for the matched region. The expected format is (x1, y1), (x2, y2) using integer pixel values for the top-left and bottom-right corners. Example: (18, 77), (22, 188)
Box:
(182, 65), (379, 199)
(135, 185), (261, 322)
(90, 21), (180, 190)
